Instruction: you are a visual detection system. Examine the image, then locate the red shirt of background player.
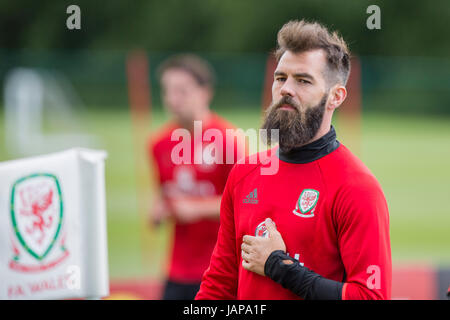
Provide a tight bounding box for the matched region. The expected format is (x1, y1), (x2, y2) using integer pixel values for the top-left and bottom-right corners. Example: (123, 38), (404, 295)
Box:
(149, 113), (242, 283)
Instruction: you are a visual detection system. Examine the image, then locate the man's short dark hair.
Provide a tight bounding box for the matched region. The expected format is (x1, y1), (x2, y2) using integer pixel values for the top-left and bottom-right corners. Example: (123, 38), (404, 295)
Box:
(275, 20), (351, 86)
(157, 54), (216, 89)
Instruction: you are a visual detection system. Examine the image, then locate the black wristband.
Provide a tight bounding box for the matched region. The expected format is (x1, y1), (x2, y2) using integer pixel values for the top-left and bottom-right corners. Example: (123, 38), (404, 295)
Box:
(264, 250), (343, 300)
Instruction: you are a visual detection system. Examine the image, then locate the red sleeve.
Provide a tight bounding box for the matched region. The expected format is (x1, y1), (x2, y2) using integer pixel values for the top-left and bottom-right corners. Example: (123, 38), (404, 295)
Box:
(195, 166), (239, 300)
(213, 126), (246, 194)
(147, 137), (163, 186)
(335, 175), (392, 300)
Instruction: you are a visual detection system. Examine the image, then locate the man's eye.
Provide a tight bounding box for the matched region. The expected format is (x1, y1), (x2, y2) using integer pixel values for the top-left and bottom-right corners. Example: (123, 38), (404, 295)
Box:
(275, 77), (286, 82)
(298, 79), (311, 84)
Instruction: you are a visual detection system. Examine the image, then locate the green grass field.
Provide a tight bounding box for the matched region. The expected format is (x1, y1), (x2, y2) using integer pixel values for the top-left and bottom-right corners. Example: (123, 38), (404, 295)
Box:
(1, 107), (450, 279)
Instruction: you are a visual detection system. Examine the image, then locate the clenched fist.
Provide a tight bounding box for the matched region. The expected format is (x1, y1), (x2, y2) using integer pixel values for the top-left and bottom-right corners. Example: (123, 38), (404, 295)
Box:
(241, 218), (286, 276)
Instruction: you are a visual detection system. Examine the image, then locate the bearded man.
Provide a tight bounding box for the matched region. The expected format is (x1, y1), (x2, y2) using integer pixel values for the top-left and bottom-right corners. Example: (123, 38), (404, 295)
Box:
(195, 20), (392, 300)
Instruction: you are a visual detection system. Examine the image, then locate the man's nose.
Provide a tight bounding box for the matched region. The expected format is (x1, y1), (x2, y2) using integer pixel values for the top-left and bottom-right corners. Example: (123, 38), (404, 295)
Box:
(280, 79), (295, 97)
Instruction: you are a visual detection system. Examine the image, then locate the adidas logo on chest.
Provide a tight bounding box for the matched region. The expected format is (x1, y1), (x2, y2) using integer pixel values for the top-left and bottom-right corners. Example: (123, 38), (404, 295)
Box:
(243, 188), (258, 204)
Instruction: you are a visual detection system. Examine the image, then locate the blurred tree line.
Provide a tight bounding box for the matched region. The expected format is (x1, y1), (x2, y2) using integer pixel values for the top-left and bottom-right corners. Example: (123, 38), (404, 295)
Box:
(1, 0), (449, 57)
(1, 0), (449, 114)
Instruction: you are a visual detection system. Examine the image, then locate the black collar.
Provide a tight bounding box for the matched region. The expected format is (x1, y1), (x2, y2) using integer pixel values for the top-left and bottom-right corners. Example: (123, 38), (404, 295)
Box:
(277, 126), (340, 164)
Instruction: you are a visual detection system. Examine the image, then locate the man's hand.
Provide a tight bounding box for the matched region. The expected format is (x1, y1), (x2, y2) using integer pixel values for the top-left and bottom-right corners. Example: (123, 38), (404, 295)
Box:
(150, 194), (171, 227)
(170, 196), (221, 224)
(170, 198), (204, 224)
(241, 218), (286, 276)
(150, 196), (215, 226)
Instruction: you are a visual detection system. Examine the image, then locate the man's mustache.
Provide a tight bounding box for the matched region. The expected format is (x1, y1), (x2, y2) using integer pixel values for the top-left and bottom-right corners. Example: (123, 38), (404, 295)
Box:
(272, 96), (301, 112)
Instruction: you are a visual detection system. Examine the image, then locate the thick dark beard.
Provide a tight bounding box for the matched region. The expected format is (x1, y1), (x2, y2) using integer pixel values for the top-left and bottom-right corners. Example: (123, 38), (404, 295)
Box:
(261, 94), (327, 152)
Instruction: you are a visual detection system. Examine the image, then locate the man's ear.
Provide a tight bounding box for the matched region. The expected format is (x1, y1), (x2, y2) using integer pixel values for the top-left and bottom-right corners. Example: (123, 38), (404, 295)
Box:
(327, 85), (347, 111)
(202, 87), (214, 105)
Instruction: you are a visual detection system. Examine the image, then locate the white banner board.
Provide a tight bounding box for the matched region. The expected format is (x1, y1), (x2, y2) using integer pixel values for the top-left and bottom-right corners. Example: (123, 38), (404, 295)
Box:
(0, 148), (109, 299)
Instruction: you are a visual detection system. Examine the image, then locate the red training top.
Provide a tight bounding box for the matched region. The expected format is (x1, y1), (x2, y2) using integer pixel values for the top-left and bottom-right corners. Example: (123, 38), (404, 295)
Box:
(196, 127), (392, 299)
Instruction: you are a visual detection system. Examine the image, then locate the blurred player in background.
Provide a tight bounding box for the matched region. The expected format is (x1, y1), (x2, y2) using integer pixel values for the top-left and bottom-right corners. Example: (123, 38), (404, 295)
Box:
(148, 54), (243, 299)
(196, 20), (392, 300)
